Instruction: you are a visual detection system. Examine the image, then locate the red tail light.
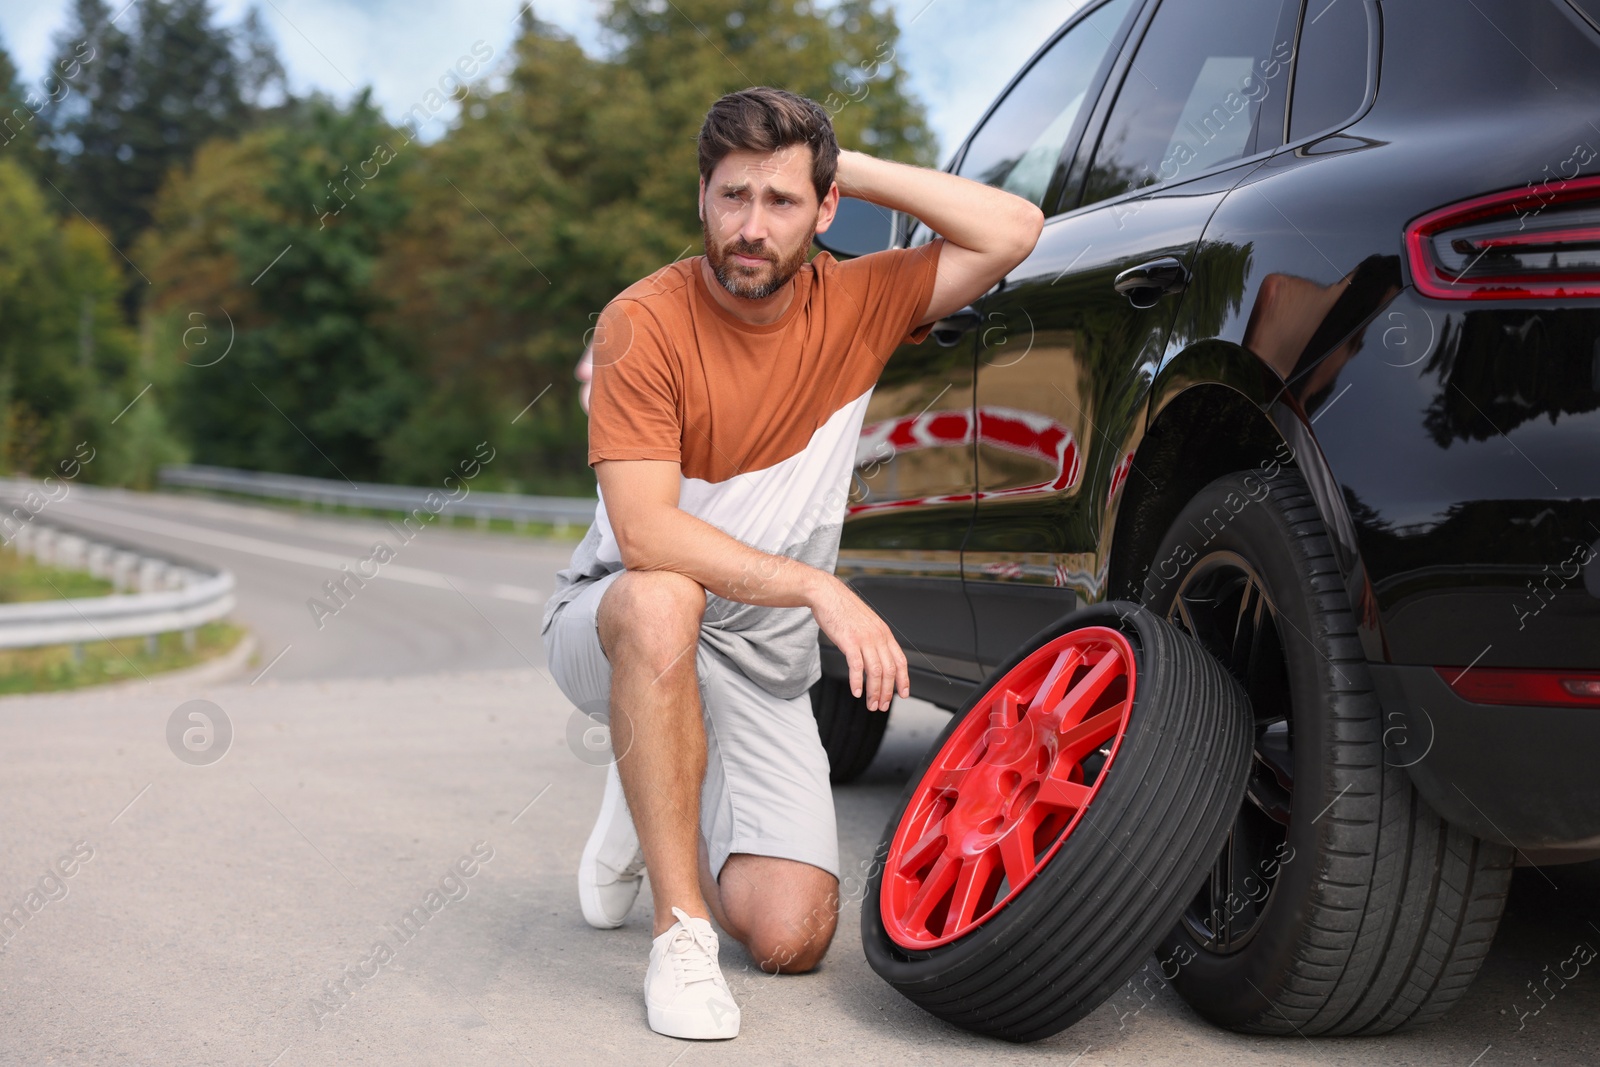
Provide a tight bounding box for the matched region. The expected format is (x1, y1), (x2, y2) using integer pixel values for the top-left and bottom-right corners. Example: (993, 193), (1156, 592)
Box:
(1405, 175), (1600, 300)
(1439, 666), (1600, 707)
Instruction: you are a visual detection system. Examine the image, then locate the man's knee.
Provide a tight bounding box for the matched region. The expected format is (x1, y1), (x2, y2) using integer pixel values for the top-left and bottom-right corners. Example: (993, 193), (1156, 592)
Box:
(597, 570), (705, 670)
(746, 898), (838, 973)
(724, 866), (839, 975)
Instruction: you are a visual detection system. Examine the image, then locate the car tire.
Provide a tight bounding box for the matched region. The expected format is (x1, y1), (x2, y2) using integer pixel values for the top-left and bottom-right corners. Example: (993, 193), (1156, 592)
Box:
(860, 601), (1253, 1042)
(809, 673), (891, 784)
(1141, 468), (1515, 1035)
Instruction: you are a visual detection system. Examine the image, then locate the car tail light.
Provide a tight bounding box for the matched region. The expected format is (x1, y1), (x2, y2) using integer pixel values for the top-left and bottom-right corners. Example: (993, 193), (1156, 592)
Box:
(1438, 666), (1600, 707)
(1405, 175), (1600, 300)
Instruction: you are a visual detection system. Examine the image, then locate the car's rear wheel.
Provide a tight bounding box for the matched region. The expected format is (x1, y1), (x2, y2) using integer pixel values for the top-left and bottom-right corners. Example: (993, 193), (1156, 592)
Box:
(809, 673), (891, 783)
(1143, 468), (1515, 1035)
(861, 602), (1253, 1041)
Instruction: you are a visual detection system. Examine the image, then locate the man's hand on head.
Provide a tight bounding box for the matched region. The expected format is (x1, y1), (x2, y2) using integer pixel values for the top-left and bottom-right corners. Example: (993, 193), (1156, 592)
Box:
(829, 149), (1045, 327)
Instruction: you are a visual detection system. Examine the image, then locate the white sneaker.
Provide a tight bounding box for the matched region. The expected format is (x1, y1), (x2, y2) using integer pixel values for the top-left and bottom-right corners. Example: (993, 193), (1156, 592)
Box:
(578, 759), (646, 929)
(645, 906), (740, 1040)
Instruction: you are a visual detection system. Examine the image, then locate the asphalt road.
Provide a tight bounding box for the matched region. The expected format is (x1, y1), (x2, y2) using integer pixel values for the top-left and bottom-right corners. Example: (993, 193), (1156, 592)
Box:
(36, 485), (563, 684)
(0, 490), (1595, 1065)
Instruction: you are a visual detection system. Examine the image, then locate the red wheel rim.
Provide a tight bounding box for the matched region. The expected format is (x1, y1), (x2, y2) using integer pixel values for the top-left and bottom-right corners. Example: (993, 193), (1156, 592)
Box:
(881, 626), (1138, 949)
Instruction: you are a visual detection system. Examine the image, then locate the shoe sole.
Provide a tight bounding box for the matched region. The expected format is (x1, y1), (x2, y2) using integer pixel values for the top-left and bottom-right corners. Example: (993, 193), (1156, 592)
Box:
(646, 1002), (740, 1040)
(578, 766), (639, 929)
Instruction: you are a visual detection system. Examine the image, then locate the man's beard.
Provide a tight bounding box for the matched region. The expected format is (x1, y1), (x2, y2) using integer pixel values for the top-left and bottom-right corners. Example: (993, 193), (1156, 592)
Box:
(702, 215), (813, 301)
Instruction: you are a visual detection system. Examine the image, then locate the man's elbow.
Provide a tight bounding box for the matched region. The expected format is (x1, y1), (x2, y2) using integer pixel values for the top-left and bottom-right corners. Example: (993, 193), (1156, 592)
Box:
(613, 529), (656, 572)
(612, 514), (673, 573)
(1005, 201), (1046, 264)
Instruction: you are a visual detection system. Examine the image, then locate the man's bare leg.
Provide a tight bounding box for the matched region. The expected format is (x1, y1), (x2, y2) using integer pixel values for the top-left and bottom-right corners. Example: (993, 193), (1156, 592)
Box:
(597, 569), (713, 936)
(698, 844), (840, 974)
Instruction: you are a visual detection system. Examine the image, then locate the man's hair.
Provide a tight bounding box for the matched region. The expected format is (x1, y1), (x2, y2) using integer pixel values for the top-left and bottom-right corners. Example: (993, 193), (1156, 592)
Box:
(697, 87), (839, 205)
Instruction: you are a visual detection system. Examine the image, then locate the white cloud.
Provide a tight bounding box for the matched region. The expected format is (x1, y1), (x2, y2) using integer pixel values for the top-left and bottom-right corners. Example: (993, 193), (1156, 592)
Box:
(0, 0), (1084, 162)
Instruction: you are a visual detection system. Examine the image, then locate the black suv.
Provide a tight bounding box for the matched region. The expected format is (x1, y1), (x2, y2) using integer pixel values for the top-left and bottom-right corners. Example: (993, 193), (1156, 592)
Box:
(811, 0), (1600, 1041)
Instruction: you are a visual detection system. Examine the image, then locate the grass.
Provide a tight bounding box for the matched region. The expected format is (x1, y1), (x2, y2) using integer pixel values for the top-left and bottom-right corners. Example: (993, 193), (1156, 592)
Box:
(0, 548), (115, 602)
(0, 621), (247, 695)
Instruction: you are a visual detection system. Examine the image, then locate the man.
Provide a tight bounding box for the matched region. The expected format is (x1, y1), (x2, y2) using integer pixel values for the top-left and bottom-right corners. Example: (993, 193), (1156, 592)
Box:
(539, 86), (1043, 1041)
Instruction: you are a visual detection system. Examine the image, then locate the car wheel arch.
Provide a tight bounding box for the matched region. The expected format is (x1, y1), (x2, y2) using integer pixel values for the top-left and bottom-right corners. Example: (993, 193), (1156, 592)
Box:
(1105, 375), (1378, 664)
(1107, 380), (1289, 605)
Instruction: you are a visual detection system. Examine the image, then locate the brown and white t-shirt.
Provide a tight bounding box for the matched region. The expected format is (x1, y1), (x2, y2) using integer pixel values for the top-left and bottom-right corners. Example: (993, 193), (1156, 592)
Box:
(540, 241), (945, 699)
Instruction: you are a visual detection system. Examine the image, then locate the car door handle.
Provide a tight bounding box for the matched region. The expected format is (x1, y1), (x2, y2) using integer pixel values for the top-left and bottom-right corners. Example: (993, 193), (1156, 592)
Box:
(930, 305), (981, 348)
(1113, 257), (1189, 309)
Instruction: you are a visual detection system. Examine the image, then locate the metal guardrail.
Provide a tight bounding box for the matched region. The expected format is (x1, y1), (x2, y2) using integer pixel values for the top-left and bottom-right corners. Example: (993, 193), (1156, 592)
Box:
(0, 516), (235, 651)
(158, 464), (598, 528)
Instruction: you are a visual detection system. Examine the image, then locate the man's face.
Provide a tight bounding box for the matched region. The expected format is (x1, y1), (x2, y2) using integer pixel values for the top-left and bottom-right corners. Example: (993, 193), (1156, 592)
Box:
(699, 146), (837, 301)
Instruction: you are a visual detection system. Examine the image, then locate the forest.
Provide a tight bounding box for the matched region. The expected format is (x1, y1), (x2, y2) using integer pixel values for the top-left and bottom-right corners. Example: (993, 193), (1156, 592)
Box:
(0, 0), (935, 494)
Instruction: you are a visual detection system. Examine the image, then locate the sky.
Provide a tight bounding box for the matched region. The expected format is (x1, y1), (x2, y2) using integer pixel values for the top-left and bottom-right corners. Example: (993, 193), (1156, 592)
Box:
(0, 0), (1087, 166)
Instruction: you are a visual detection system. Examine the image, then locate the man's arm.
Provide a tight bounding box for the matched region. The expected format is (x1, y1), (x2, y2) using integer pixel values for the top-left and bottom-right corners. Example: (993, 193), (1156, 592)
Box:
(833, 148), (1045, 326)
(597, 458), (908, 711)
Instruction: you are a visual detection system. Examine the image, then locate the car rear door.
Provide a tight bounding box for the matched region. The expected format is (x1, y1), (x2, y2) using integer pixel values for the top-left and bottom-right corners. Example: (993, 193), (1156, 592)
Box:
(964, 0), (1302, 674)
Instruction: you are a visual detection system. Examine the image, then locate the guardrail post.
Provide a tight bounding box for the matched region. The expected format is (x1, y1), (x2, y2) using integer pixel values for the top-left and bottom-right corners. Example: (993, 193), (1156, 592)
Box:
(35, 527), (57, 567)
(58, 535), (86, 570)
(138, 559), (167, 593)
(112, 550), (140, 592)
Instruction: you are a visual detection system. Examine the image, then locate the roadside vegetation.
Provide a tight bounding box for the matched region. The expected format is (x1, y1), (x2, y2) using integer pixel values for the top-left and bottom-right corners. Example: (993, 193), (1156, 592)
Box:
(0, 547), (246, 694)
(0, 620), (245, 695)
(0, 545), (112, 601)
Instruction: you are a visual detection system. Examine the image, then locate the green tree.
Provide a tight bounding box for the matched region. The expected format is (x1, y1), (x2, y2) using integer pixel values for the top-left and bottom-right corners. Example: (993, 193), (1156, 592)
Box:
(601, 0), (935, 166)
(376, 1), (935, 492)
(124, 0), (933, 489)
(42, 1), (139, 240)
(43, 0), (278, 259)
(0, 39), (54, 183)
(235, 6), (288, 112)
(139, 91), (422, 480)
(0, 158), (180, 484)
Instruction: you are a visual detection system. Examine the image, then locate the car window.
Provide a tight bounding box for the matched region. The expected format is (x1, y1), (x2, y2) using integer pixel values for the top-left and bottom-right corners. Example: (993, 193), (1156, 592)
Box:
(954, 0), (1135, 211)
(1081, 0), (1299, 207)
(1288, 0), (1371, 141)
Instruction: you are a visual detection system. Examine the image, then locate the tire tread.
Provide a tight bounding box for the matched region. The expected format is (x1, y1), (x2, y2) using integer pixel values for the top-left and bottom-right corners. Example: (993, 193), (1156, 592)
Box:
(1160, 471), (1513, 1036)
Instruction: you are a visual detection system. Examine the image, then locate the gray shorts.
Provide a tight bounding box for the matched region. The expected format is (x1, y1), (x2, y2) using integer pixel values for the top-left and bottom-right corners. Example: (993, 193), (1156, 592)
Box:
(542, 568), (839, 882)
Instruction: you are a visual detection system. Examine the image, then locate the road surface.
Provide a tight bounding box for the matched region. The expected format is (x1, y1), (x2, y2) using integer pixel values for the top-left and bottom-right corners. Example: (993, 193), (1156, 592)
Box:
(0, 489), (1593, 1065)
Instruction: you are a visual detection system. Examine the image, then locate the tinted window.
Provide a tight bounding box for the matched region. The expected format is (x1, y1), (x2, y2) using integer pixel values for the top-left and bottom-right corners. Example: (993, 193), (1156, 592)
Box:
(1083, 0), (1298, 206)
(1289, 0), (1371, 140)
(955, 0), (1135, 210)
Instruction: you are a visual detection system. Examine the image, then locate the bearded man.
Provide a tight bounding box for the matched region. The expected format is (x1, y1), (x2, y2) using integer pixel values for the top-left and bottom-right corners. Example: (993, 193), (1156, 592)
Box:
(539, 85), (1044, 1041)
